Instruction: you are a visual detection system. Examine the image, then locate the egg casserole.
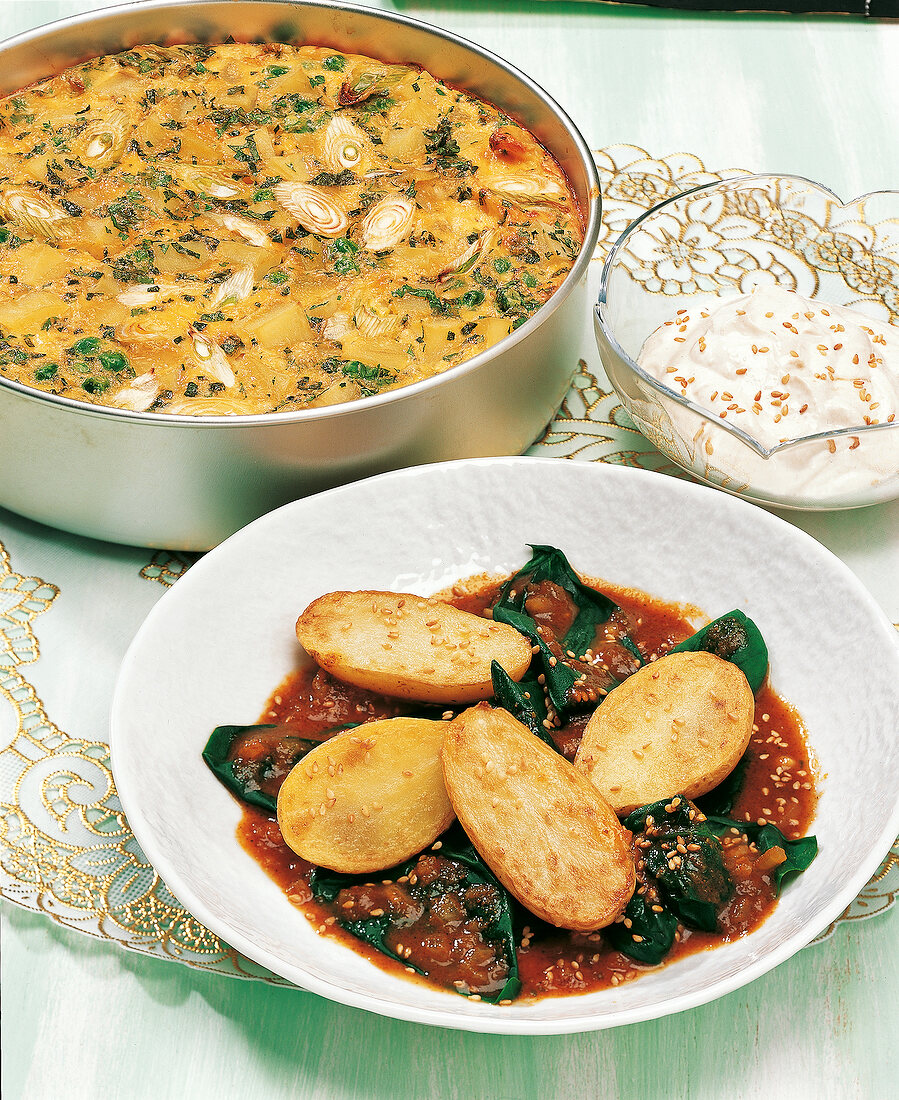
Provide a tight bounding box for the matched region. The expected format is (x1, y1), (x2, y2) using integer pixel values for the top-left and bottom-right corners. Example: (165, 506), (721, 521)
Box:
(0, 43), (583, 415)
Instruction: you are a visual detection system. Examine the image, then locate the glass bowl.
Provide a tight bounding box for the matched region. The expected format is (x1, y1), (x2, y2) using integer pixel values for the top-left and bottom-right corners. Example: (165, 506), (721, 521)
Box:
(594, 174), (899, 510)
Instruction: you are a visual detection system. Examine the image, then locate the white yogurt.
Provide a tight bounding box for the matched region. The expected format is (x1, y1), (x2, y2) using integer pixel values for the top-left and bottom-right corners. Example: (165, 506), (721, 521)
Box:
(639, 285), (899, 449)
(635, 286), (899, 506)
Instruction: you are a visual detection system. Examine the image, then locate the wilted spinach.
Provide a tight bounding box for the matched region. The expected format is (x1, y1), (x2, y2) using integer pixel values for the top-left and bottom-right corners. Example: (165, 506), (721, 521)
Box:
(490, 661), (555, 748)
(202, 723), (332, 813)
(310, 824), (521, 1003)
(705, 815), (818, 893)
(493, 544), (637, 660)
(607, 797), (733, 964)
(608, 797), (817, 965)
(671, 609), (768, 694)
(603, 894), (679, 966)
(694, 754), (750, 816)
(631, 799), (732, 928)
(490, 544), (641, 722)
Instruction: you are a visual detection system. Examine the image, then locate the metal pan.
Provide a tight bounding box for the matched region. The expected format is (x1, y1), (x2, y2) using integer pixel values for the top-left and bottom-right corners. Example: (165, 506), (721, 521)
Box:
(0, 1), (600, 549)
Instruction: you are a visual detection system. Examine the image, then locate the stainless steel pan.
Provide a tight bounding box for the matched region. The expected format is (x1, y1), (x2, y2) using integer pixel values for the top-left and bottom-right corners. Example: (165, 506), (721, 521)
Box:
(0, 1), (600, 549)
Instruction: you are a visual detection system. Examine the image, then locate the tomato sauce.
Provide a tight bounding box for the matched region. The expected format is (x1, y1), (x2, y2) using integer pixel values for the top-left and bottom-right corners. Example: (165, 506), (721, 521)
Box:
(233, 577), (818, 1002)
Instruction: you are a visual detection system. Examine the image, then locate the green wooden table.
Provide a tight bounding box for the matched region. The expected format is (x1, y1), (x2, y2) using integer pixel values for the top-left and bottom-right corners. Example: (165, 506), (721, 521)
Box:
(2, 2), (898, 1098)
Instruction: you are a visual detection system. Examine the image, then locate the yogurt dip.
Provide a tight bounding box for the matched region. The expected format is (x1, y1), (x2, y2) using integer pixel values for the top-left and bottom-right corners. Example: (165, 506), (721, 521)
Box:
(635, 285), (899, 507)
(639, 285), (899, 450)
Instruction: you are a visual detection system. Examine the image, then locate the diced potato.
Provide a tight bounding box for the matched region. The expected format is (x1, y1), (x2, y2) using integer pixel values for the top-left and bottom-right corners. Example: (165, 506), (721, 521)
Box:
(0, 289), (65, 329)
(442, 704), (635, 931)
(5, 241), (73, 285)
(296, 590), (532, 703)
(574, 650), (754, 814)
(276, 717), (454, 873)
(243, 301), (315, 346)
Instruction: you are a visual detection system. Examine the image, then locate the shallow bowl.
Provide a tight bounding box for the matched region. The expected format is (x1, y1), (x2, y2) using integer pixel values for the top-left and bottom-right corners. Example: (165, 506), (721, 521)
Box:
(110, 457), (899, 1033)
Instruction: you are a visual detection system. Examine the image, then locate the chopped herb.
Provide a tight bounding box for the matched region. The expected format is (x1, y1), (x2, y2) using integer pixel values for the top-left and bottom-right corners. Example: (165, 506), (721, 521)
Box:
(549, 224), (580, 258)
(229, 132), (261, 171)
(424, 117), (460, 159)
(107, 193), (143, 231)
(307, 169), (356, 187)
(329, 236), (360, 275)
(496, 284), (539, 318)
(321, 357), (395, 394)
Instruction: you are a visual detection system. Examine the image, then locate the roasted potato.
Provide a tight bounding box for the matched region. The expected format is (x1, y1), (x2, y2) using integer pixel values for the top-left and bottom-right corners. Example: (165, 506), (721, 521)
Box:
(442, 703), (635, 931)
(574, 650), (754, 814)
(295, 590), (532, 703)
(276, 717), (454, 873)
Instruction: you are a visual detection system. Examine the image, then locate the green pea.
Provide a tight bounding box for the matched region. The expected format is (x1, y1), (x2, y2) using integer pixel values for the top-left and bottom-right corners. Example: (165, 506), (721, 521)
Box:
(71, 337), (101, 356)
(81, 375), (110, 394)
(99, 350), (129, 372)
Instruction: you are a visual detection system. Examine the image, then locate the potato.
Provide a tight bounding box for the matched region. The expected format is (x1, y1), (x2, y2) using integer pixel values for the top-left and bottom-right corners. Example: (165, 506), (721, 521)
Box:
(276, 717), (454, 874)
(574, 650), (754, 814)
(295, 590), (532, 703)
(442, 704), (635, 931)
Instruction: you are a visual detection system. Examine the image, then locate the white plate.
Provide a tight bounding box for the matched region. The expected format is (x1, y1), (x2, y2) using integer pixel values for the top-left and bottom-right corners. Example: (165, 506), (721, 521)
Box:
(110, 458), (899, 1034)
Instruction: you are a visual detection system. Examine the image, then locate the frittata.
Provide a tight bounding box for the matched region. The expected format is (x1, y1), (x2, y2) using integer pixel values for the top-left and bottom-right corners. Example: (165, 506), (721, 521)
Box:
(0, 43), (582, 415)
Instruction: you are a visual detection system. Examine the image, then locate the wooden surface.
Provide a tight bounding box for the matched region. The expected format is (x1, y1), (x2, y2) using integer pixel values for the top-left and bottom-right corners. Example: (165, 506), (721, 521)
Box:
(2, 1), (898, 1098)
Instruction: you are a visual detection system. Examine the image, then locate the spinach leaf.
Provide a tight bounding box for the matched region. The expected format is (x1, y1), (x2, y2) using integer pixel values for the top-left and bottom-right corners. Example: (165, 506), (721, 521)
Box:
(608, 797), (734, 965)
(705, 815), (818, 893)
(604, 893), (679, 965)
(490, 661), (555, 748)
(610, 798), (817, 965)
(455, 289), (485, 310)
(624, 798), (732, 933)
(310, 824), (521, 1004)
(490, 544), (640, 720)
(671, 610), (768, 694)
(202, 723), (326, 813)
(493, 544), (636, 661)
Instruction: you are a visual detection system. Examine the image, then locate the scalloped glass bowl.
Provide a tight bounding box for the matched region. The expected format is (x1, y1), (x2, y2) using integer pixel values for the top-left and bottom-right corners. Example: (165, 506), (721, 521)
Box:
(594, 174), (899, 510)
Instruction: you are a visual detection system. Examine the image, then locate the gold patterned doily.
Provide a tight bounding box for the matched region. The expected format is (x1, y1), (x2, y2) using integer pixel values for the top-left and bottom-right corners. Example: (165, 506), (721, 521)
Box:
(1, 145), (896, 986)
